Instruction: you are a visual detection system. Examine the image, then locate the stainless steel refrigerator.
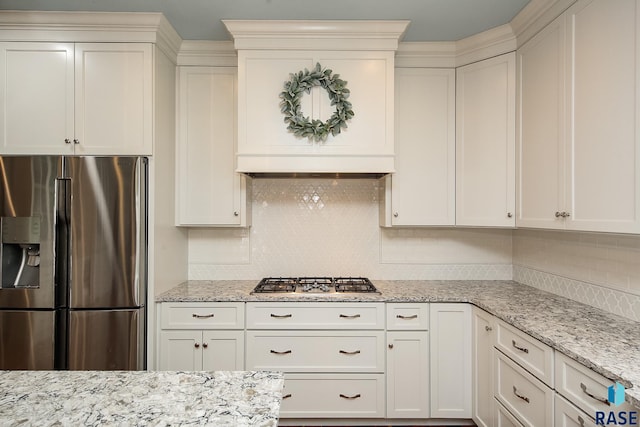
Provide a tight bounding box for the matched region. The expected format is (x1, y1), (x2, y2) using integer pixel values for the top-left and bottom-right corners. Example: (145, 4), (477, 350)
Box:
(0, 156), (147, 370)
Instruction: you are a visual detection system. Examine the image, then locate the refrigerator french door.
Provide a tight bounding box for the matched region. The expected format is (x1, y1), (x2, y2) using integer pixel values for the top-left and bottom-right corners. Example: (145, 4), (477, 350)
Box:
(0, 156), (147, 370)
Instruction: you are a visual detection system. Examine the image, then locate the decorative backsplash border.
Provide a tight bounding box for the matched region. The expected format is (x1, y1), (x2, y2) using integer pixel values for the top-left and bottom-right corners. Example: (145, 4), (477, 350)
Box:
(514, 265), (640, 322)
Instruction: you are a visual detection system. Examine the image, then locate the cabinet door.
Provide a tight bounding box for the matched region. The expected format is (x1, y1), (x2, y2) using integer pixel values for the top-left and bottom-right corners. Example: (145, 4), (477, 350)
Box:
(158, 330), (203, 370)
(386, 331), (429, 418)
(565, 0), (640, 233)
(516, 14), (567, 229)
(456, 53), (516, 227)
(176, 67), (250, 226)
(429, 303), (472, 418)
(202, 330), (245, 371)
(74, 43), (152, 155)
(472, 307), (495, 427)
(380, 68), (455, 226)
(0, 42), (74, 155)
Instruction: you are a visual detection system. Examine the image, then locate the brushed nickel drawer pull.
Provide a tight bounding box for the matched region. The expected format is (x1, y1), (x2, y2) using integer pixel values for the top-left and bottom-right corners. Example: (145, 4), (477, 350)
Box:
(513, 386), (530, 403)
(578, 415), (585, 427)
(339, 314), (361, 319)
(270, 313), (292, 318)
(511, 340), (529, 353)
(339, 393), (361, 400)
(580, 383), (610, 406)
(282, 394), (292, 399)
(339, 350), (361, 355)
(192, 313), (215, 319)
(396, 314), (418, 319)
(270, 349), (292, 355)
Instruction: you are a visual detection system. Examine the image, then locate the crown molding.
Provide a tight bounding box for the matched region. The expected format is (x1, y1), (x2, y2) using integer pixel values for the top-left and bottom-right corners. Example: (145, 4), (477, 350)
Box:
(455, 23), (516, 67)
(510, 0), (576, 46)
(0, 11), (182, 61)
(395, 42), (457, 68)
(222, 19), (410, 51)
(177, 41), (237, 67)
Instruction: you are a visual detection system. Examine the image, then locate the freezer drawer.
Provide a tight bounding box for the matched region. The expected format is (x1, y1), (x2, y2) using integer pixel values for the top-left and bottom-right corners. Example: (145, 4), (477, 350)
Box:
(0, 310), (56, 369)
(68, 308), (145, 370)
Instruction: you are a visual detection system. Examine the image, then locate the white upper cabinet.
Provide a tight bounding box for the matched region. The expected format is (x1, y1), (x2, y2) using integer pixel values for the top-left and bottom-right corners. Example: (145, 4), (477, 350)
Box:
(518, 0), (640, 234)
(565, 0), (640, 233)
(456, 52), (516, 227)
(74, 43), (153, 156)
(0, 42), (75, 155)
(0, 42), (153, 156)
(517, 14), (567, 230)
(380, 68), (456, 227)
(176, 67), (251, 227)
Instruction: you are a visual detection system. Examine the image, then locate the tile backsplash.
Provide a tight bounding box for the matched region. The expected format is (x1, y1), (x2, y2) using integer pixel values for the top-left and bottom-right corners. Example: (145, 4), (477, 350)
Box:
(187, 178), (640, 321)
(188, 178), (513, 280)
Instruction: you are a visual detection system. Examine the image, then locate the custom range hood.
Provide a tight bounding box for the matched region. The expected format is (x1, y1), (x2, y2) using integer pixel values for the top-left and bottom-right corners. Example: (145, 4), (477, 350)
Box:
(223, 20), (409, 176)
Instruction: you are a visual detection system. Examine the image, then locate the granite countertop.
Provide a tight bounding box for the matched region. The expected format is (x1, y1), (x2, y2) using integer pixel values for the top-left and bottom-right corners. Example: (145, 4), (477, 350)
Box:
(157, 279), (640, 409)
(0, 370), (284, 426)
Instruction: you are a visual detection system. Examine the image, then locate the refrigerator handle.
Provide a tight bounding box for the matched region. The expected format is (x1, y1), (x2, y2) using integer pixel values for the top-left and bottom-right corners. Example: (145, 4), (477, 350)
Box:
(54, 177), (71, 309)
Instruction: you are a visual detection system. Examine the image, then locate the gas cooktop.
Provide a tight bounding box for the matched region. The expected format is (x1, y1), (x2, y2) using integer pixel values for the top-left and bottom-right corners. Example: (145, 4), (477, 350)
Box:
(251, 277), (379, 294)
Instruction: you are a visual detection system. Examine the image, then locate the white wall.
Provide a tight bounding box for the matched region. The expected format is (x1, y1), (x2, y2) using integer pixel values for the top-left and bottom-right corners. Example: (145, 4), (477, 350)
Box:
(188, 178), (513, 280)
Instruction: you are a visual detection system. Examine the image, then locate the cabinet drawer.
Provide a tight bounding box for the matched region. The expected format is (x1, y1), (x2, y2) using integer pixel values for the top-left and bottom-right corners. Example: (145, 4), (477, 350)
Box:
(246, 331), (384, 373)
(495, 398), (525, 427)
(280, 374), (385, 418)
(495, 350), (554, 427)
(555, 393), (598, 427)
(160, 302), (245, 329)
(555, 351), (634, 416)
(246, 302), (384, 329)
(495, 319), (554, 387)
(386, 303), (429, 330)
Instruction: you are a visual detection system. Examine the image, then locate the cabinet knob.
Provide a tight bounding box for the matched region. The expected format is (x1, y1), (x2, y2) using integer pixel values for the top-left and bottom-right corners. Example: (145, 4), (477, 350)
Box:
(64, 138), (72, 144)
(507, 212), (513, 218)
(202, 343), (208, 349)
(73, 139), (79, 145)
(388, 344), (394, 349)
(393, 212), (399, 218)
(485, 325), (493, 332)
(562, 211), (571, 218)
(233, 211), (239, 217)
(194, 343), (200, 349)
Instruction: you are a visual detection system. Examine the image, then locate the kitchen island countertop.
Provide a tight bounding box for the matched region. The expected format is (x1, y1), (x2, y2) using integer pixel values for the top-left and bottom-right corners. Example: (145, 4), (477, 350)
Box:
(0, 370), (284, 426)
(157, 279), (640, 409)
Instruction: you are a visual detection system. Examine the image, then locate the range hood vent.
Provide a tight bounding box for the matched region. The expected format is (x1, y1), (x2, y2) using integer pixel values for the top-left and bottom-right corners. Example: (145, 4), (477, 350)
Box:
(224, 20), (409, 175)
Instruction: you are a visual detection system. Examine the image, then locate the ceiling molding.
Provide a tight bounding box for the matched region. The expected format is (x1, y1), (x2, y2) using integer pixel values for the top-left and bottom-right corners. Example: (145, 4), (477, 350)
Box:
(395, 42), (457, 68)
(0, 11), (181, 61)
(177, 41), (237, 67)
(222, 20), (410, 51)
(510, 0), (576, 46)
(455, 23), (516, 67)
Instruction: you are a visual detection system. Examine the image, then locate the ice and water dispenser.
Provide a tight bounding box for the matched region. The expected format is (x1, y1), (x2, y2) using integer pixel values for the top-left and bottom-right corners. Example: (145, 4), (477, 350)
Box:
(0, 217), (41, 289)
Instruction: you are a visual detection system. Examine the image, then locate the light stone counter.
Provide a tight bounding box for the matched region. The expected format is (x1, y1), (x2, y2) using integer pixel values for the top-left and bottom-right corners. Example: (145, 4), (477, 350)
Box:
(157, 279), (640, 409)
(0, 370), (284, 426)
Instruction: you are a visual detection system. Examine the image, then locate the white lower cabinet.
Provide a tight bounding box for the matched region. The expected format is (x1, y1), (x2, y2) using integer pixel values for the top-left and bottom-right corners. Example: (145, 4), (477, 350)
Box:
(386, 303), (430, 418)
(555, 394), (598, 427)
(281, 373), (386, 418)
(472, 307), (495, 427)
(157, 302), (245, 371)
(245, 302), (386, 419)
(429, 303), (472, 418)
(496, 398), (525, 427)
(494, 350), (554, 426)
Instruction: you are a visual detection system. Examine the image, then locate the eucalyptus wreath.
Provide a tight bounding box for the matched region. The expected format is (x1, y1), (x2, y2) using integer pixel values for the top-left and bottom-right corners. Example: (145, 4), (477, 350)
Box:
(279, 63), (355, 142)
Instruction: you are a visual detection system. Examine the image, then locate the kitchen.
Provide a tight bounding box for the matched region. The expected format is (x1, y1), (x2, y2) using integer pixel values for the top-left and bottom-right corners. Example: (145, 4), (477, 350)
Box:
(0, 0), (639, 426)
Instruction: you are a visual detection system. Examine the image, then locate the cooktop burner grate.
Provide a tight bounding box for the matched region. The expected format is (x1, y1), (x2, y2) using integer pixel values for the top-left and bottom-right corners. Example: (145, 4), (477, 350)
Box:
(250, 277), (379, 294)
